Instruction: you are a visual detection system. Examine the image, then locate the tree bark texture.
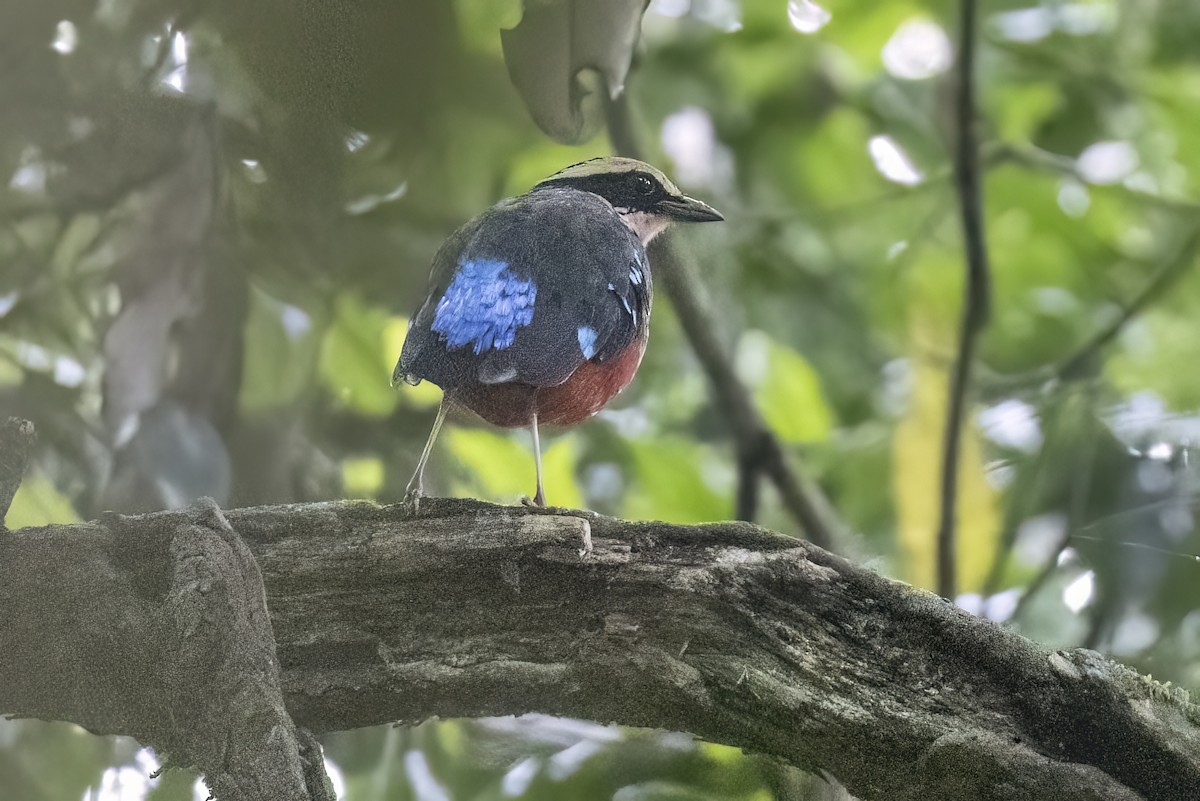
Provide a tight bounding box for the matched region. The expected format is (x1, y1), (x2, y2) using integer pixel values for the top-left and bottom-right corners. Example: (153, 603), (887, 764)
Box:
(1, 499), (332, 801)
(1, 497), (1197, 801)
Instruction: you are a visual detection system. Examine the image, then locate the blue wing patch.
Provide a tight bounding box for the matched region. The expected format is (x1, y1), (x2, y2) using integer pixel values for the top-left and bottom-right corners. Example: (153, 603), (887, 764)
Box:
(431, 258), (537, 354)
(577, 326), (598, 360)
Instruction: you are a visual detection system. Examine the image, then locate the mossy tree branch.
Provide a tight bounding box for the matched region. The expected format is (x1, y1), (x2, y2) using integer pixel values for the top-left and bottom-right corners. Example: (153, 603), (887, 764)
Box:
(2, 495), (1196, 801)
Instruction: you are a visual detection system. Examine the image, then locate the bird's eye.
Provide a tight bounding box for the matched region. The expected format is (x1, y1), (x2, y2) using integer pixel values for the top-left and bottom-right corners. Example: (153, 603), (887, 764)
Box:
(633, 174), (655, 195)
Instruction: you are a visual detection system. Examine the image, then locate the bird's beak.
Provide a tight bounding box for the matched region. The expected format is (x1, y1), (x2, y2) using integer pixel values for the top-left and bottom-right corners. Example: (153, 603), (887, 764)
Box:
(657, 194), (724, 223)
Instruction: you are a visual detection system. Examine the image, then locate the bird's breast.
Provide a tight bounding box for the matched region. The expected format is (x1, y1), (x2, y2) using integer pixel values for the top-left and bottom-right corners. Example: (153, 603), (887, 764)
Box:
(450, 333), (648, 429)
(535, 334), (648, 426)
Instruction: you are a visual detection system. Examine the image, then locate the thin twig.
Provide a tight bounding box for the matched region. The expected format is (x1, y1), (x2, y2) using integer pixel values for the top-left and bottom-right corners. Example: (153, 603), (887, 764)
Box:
(604, 92), (841, 548)
(1007, 388), (1098, 622)
(937, 0), (991, 599)
(981, 224), (1200, 394)
(735, 448), (762, 522)
(1009, 478), (1088, 629)
(653, 225), (841, 546)
(981, 434), (1052, 598)
(998, 142), (1200, 214)
(1057, 227), (1200, 379)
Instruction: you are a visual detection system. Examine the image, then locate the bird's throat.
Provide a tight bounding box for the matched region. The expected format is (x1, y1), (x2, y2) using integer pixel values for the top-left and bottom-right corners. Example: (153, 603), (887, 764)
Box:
(619, 211), (671, 246)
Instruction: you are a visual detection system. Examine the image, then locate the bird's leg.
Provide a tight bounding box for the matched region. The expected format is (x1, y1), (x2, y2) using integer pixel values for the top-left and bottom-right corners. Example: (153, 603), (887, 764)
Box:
(522, 413), (546, 507)
(404, 396), (450, 515)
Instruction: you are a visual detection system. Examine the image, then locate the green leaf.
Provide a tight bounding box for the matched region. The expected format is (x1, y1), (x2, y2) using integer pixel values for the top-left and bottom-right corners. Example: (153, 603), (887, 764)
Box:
(239, 286), (320, 414)
(822, 2), (927, 72)
(146, 768), (202, 800)
(1107, 309), (1200, 409)
(5, 470), (78, 530)
(49, 214), (102, 274)
(446, 427), (583, 508)
(453, 0), (523, 55)
(502, 138), (612, 198)
(794, 107), (881, 205)
(893, 353), (999, 593)
(318, 293), (399, 418)
(0, 351), (21, 387)
(6, 721), (109, 800)
(624, 438), (730, 523)
(736, 330), (835, 444)
(993, 82), (1062, 143)
(342, 456), (385, 499)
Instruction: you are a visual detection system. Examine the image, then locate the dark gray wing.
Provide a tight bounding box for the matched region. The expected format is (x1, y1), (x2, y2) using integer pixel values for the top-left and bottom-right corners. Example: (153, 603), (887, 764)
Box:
(396, 187), (647, 390)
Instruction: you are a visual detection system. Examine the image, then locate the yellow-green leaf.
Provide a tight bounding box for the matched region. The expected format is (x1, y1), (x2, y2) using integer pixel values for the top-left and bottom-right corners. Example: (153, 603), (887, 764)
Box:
(446, 427), (583, 508)
(342, 456), (385, 499)
(319, 294), (399, 417)
(893, 355), (1000, 592)
(624, 437), (731, 524)
(6, 470), (79, 530)
(736, 330), (834, 444)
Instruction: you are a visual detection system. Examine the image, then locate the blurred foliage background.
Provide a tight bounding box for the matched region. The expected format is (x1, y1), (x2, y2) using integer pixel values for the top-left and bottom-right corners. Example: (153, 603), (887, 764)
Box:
(2, 0), (1199, 798)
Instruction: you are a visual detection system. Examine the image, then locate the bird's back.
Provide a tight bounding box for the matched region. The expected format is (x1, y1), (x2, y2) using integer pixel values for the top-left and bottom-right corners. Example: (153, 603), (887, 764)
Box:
(397, 187), (651, 426)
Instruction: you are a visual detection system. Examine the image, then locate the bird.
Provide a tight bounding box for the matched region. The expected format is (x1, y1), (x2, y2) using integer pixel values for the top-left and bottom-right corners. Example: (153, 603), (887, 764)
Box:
(394, 156), (723, 508)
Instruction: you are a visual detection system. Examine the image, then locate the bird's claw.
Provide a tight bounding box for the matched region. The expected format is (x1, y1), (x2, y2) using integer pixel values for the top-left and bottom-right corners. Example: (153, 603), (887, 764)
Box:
(403, 487), (424, 517)
(579, 518), (593, 558)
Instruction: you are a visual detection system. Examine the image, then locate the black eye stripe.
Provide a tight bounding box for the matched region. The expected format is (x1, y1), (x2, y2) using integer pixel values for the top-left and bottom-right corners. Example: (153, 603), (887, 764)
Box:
(537, 170), (666, 211)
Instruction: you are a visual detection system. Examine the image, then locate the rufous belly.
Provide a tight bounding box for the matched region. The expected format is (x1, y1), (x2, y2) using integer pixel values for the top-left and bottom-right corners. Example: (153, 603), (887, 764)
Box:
(451, 337), (648, 428)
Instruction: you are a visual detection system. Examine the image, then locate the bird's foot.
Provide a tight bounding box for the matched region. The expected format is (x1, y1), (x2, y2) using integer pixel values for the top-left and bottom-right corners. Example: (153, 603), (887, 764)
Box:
(402, 486), (424, 517)
(578, 518), (593, 558)
(521, 487), (546, 508)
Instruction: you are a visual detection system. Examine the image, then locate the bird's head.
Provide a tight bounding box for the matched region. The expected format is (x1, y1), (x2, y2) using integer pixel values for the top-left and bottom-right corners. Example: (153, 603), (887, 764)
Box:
(535, 157), (723, 245)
